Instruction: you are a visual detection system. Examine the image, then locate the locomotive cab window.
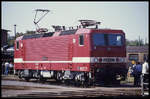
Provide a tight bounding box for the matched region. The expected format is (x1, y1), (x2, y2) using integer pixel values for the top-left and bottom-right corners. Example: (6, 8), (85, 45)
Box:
(93, 33), (123, 46)
(16, 41), (19, 49)
(79, 34), (84, 46)
(108, 34), (123, 46)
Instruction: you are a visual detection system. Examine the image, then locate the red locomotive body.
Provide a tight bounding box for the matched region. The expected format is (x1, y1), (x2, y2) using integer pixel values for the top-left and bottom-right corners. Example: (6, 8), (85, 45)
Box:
(14, 21), (127, 86)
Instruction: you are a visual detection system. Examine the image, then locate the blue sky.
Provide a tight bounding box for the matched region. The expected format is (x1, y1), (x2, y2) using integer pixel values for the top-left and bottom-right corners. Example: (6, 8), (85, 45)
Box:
(1, 1), (149, 42)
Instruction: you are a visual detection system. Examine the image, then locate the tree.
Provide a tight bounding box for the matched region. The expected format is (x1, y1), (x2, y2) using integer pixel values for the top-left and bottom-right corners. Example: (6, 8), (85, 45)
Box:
(16, 32), (24, 38)
(7, 36), (15, 46)
(7, 30), (36, 46)
(126, 38), (145, 46)
(25, 30), (36, 35)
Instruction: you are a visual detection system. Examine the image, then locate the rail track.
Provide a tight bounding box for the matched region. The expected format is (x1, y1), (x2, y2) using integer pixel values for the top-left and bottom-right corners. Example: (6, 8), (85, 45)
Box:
(2, 75), (143, 98)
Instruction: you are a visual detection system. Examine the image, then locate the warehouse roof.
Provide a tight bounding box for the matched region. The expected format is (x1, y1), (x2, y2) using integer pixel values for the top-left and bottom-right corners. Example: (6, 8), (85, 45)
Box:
(126, 46), (148, 53)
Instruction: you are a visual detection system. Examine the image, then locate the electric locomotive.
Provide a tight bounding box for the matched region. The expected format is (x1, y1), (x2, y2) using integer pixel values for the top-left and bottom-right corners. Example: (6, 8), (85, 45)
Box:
(14, 20), (128, 86)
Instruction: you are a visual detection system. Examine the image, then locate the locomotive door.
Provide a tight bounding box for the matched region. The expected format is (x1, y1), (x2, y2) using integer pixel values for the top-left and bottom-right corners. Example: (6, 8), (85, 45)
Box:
(20, 41), (24, 59)
(68, 40), (74, 70)
(20, 41), (25, 68)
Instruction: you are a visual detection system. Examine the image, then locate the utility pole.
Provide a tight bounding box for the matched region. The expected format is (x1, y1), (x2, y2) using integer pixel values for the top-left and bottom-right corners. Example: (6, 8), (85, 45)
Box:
(138, 36), (141, 46)
(14, 24), (16, 38)
(145, 37), (147, 45)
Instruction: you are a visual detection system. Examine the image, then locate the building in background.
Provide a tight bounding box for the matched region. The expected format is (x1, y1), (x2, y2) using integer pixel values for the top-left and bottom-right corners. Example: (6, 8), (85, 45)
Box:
(1, 29), (13, 63)
(126, 46), (148, 67)
(1, 29), (10, 47)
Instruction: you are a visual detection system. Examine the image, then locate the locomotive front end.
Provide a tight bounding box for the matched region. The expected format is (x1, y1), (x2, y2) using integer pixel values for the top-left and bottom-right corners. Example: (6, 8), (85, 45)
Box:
(90, 29), (128, 85)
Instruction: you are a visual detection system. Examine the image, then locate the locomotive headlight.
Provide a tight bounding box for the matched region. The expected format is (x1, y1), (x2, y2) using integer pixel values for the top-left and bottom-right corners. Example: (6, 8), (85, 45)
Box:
(122, 58), (126, 63)
(119, 58), (124, 62)
(21, 43), (23, 48)
(91, 57), (99, 63)
(120, 57), (126, 62)
(116, 57), (126, 63)
(94, 58), (99, 63)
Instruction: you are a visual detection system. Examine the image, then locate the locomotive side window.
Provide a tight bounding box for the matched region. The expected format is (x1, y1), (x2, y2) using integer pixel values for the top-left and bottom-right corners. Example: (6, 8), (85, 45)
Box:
(108, 34), (122, 46)
(16, 41), (19, 49)
(79, 34), (84, 45)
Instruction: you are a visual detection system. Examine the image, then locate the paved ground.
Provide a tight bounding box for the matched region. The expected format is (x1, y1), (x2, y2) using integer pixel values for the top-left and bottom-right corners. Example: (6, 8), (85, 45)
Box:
(1, 75), (144, 98)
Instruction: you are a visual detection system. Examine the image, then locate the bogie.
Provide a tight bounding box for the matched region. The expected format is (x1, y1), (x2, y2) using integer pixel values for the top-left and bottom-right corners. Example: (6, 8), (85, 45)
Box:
(16, 69), (93, 87)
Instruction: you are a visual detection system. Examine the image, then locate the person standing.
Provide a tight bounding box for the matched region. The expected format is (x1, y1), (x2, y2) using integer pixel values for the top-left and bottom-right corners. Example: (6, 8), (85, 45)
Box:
(133, 62), (142, 86)
(131, 60), (136, 73)
(9, 62), (14, 74)
(4, 62), (9, 75)
(141, 59), (149, 84)
(2, 62), (5, 74)
(132, 60), (136, 68)
(127, 66), (133, 82)
(142, 59), (149, 75)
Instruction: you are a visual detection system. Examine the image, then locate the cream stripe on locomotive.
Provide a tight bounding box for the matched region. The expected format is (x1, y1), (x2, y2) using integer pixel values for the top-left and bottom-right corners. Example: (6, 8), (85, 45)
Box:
(14, 57), (126, 63)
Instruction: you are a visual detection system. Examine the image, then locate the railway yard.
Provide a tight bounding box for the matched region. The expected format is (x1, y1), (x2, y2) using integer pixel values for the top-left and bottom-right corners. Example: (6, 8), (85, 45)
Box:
(1, 3), (149, 98)
(1, 75), (144, 98)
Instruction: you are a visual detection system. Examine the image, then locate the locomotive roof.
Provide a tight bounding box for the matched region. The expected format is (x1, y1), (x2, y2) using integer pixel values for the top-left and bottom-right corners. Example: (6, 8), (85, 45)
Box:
(22, 32), (54, 40)
(21, 29), (78, 40)
(17, 28), (124, 40)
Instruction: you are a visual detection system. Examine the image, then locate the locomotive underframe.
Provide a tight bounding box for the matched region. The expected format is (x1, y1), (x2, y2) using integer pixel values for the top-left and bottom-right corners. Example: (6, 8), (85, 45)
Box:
(91, 63), (128, 85)
(14, 63), (127, 86)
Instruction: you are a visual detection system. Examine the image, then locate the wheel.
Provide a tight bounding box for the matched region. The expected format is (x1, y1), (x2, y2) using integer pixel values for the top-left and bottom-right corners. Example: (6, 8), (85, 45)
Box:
(37, 75), (46, 83)
(56, 72), (63, 82)
(24, 78), (30, 82)
(18, 71), (23, 79)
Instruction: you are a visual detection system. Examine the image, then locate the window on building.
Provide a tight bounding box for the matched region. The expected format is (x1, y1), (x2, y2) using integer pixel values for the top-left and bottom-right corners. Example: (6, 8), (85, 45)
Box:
(143, 54), (148, 61)
(129, 54), (139, 61)
(79, 34), (84, 45)
(16, 41), (19, 49)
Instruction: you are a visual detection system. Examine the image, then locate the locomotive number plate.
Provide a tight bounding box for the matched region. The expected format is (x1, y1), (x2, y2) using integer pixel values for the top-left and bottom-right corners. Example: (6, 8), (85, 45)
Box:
(102, 57), (116, 63)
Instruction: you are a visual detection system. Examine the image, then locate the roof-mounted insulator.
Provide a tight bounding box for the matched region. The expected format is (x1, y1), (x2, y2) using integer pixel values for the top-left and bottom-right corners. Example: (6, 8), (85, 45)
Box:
(78, 20), (101, 29)
(52, 25), (62, 31)
(37, 28), (48, 33)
